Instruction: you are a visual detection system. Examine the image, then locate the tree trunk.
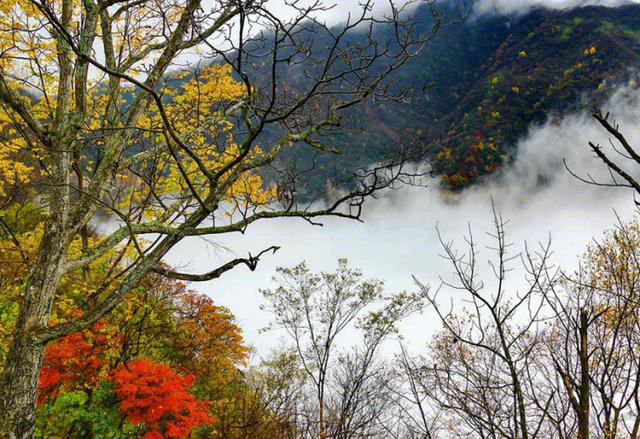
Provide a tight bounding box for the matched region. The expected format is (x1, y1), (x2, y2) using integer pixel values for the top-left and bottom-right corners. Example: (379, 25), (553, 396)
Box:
(0, 224), (68, 438)
(577, 309), (590, 439)
(0, 337), (46, 438)
(319, 387), (326, 439)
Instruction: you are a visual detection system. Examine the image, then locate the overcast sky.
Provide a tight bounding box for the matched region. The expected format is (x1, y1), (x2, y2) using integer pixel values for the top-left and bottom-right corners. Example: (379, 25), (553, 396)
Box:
(163, 82), (640, 359)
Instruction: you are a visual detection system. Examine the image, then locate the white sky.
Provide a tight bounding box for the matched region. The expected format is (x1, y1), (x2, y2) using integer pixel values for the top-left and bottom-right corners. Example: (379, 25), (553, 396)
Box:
(263, 0), (640, 19)
(263, 0), (640, 20)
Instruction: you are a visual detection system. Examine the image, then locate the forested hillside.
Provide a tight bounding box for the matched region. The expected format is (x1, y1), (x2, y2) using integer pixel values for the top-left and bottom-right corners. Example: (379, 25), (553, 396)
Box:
(273, 2), (640, 192)
(94, 2), (640, 194)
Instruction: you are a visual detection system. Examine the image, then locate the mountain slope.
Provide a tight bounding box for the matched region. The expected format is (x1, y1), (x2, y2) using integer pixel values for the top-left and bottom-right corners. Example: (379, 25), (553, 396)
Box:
(274, 3), (640, 194)
(432, 4), (640, 188)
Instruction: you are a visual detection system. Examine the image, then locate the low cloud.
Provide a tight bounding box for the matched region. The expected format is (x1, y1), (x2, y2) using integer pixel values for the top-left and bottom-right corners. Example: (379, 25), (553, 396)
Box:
(166, 82), (640, 356)
(473, 0), (639, 16)
(228, 0), (419, 28)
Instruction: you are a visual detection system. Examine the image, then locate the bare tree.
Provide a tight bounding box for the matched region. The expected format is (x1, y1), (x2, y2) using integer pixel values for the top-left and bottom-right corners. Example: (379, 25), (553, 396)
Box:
(547, 220), (640, 439)
(537, 277), (602, 439)
(386, 344), (441, 438)
(402, 215), (640, 439)
(410, 209), (556, 439)
(569, 108), (640, 199)
(261, 259), (427, 438)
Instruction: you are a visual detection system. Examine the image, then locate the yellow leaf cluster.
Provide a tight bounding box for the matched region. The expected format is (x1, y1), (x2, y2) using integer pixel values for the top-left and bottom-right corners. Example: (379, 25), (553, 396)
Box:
(123, 64), (275, 217)
(584, 46), (597, 56)
(0, 108), (34, 199)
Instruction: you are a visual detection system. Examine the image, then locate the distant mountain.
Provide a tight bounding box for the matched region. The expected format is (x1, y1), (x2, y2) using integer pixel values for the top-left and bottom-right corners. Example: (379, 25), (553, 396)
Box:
(430, 4), (640, 188)
(272, 2), (640, 193)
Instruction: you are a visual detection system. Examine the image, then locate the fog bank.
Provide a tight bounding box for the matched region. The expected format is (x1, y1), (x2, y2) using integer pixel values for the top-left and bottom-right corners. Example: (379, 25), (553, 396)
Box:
(166, 84), (640, 356)
(473, 0), (639, 16)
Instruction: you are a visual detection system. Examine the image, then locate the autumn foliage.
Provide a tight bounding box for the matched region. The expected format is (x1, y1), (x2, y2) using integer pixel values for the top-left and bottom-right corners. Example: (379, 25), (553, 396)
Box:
(31, 275), (248, 438)
(38, 323), (109, 404)
(112, 359), (213, 439)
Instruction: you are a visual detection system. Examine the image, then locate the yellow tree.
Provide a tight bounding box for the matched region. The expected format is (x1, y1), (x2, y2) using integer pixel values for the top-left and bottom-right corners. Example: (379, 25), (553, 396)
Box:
(0, 0), (436, 436)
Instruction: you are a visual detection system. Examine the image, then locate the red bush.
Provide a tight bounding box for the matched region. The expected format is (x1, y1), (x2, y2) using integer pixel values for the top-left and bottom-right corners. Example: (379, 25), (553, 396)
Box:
(112, 359), (213, 438)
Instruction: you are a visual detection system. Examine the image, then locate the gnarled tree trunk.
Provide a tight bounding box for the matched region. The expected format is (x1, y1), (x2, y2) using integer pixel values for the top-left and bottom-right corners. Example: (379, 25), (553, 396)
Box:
(0, 223), (68, 437)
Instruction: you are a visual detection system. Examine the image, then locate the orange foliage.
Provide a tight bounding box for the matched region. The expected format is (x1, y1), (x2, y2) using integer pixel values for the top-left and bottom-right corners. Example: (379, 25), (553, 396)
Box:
(174, 292), (247, 376)
(36, 280), (247, 437)
(112, 359), (214, 438)
(38, 322), (109, 404)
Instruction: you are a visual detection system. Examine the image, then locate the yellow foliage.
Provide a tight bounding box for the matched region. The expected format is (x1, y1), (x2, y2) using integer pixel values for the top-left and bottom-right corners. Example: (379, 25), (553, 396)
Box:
(120, 64), (275, 218)
(584, 46), (597, 56)
(0, 107), (34, 200)
(436, 148), (453, 161)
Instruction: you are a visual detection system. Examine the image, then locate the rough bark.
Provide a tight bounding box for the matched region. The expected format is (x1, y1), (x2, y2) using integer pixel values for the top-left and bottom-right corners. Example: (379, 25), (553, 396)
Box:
(0, 224), (68, 437)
